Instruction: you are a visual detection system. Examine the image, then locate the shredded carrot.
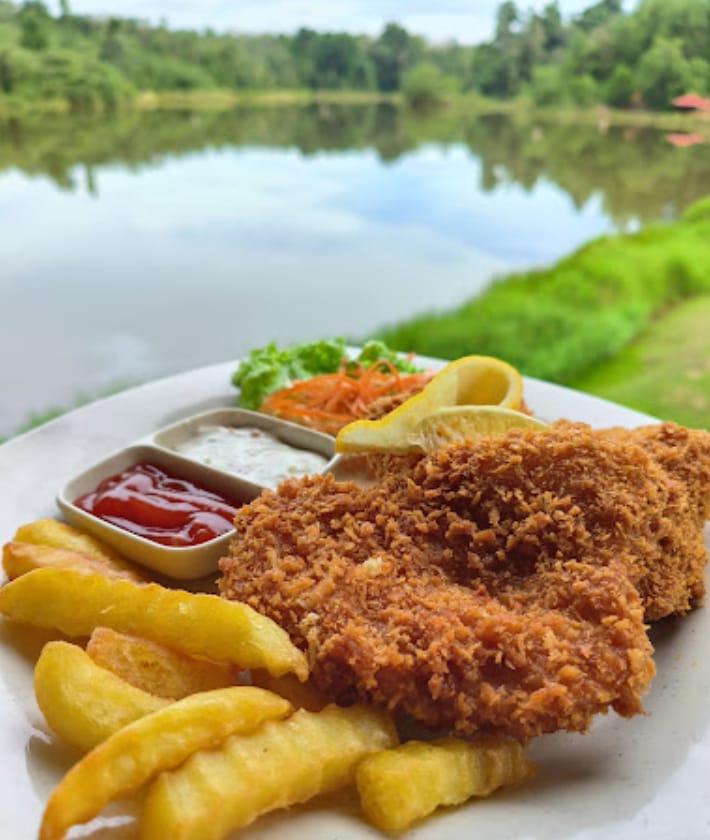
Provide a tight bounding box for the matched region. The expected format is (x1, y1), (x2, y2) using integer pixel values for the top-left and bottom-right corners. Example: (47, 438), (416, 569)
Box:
(259, 361), (433, 435)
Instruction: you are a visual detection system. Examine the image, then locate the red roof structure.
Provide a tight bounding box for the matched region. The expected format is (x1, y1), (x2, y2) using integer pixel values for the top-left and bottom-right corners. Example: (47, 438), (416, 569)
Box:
(672, 93), (710, 111)
(666, 132), (706, 147)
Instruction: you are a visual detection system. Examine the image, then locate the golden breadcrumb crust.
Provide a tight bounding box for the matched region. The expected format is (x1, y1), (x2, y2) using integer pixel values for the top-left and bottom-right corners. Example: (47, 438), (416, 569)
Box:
(219, 421), (709, 740)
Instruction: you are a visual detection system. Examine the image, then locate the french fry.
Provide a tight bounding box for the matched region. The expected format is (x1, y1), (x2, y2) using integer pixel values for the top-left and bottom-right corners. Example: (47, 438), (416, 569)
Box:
(87, 627), (238, 699)
(13, 519), (133, 568)
(0, 568), (308, 680)
(34, 641), (169, 752)
(250, 669), (330, 711)
(3, 541), (146, 582)
(355, 736), (535, 833)
(140, 704), (399, 840)
(39, 685), (292, 840)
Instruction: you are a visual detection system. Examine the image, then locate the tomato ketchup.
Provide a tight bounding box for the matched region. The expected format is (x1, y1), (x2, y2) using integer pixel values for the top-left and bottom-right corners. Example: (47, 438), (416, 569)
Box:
(75, 462), (240, 547)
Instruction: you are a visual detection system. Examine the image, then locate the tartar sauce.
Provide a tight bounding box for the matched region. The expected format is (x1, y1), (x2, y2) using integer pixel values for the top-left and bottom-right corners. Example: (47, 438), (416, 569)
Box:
(174, 425), (329, 489)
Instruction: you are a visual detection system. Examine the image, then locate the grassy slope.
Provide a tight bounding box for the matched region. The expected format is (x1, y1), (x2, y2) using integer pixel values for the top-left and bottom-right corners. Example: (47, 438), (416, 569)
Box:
(570, 296), (710, 429)
(373, 197), (710, 430)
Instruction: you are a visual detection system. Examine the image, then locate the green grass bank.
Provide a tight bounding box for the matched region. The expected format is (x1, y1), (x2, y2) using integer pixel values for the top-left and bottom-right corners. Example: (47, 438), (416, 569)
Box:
(373, 196), (710, 430)
(570, 295), (710, 428)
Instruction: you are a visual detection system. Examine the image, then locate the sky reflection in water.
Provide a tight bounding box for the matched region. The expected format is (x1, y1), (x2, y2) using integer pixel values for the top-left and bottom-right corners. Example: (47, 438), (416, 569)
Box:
(2, 142), (613, 436)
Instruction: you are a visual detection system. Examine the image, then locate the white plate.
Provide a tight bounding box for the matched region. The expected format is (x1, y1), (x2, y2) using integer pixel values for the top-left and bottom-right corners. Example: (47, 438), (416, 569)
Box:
(0, 359), (708, 840)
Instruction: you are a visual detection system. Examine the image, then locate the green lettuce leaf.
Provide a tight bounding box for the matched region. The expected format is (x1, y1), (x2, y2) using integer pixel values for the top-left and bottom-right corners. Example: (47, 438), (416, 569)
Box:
(354, 340), (420, 374)
(232, 338), (421, 410)
(232, 338), (346, 409)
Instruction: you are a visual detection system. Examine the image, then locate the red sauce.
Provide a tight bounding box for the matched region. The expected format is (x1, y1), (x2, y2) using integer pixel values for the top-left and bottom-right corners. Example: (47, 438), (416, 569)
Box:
(75, 462), (240, 547)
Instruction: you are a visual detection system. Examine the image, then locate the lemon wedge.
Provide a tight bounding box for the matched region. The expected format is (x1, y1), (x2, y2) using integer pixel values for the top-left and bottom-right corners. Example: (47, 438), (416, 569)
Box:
(335, 355), (530, 454)
(410, 405), (547, 452)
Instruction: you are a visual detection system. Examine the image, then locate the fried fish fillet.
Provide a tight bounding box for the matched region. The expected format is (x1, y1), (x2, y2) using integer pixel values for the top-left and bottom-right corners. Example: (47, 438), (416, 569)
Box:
(219, 422), (710, 740)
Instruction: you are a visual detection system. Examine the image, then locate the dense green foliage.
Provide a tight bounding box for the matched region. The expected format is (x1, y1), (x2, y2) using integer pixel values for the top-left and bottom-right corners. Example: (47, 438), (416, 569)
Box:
(1, 0), (709, 110)
(373, 196), (710, 394)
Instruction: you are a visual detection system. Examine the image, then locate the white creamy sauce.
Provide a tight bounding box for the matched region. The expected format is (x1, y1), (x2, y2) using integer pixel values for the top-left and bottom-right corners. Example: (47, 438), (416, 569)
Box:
(174, 424), (329, 488)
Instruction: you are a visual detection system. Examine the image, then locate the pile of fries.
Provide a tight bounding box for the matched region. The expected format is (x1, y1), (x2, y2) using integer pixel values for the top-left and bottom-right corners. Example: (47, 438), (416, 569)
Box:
(1, 519), (534, 839)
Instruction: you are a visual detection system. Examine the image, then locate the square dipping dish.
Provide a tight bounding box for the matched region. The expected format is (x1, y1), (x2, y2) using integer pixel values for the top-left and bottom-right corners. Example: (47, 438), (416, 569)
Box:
(57, 408), (336, 580)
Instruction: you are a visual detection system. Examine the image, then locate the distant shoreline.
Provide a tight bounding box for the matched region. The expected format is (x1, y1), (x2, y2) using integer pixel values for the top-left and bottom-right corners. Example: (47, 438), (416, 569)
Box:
(1, 90), (709, 134)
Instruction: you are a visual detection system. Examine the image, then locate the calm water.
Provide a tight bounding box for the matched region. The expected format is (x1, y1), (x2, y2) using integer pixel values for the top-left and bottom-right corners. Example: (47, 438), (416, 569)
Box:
(2, 105), (710, 438)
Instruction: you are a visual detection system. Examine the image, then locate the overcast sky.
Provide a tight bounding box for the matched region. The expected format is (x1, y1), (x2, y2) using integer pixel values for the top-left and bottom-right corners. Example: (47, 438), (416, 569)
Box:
(46, 1), (616, 44)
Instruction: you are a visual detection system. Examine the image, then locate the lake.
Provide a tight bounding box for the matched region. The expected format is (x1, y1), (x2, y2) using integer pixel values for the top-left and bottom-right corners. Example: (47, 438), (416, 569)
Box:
(3, 104), (710, 438)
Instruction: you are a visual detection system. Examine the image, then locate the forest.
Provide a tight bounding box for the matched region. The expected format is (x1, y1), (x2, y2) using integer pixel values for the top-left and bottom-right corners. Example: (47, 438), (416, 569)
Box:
(1, 0), (709, 111)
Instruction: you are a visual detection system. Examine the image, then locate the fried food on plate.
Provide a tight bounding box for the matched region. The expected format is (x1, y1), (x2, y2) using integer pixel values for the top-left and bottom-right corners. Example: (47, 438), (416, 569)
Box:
(249, 669), (330, 712)
(12, 518), (143, 575)
(221, 421), (710, 740)
(39, 685), (291, 840)
(603, 421), (710, 615)
(356, 736), (534, 833)
(0, 568), (308, 680)
(34, 641), (168, 752)
(86, 628), (238, 700)
(2, 541), (146, 582)
(609, 423), (710, 608)
(140, 704), (398, 840)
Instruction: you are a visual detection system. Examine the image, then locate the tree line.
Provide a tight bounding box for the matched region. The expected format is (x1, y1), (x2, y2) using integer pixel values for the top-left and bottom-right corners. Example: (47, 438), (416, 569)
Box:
(0, 0), (709, 110)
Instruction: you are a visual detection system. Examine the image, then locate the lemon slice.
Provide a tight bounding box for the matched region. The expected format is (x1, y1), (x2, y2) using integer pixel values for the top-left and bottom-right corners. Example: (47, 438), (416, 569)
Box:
(410, 405), (547, 452)
(335, 355), (526, 454)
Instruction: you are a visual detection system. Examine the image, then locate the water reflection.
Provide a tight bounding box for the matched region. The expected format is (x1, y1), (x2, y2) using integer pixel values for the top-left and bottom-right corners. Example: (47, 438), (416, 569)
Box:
(2, 105), (710, 437)
(3, 105), (710, 220)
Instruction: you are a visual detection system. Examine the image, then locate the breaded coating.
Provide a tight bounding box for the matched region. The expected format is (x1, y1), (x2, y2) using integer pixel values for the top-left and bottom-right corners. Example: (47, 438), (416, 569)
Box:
(602, 422), (710, 616)
(605, 422), (710, 527)
(219, 422), (710, 740)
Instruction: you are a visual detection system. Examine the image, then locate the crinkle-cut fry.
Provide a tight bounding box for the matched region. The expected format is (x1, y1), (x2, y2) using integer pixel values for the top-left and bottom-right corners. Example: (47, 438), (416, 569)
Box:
(140, 704), (399, 840)
(34, 641), (169, 752)
(87, 627), (238, 699)
(39, 685), (292, 840)
(2, 541), (146, 583)
(250, 668), (330, 711)
(355, 736), (535, 833)
(13, 518), (132, 567)
(0, 568), (308, 680)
